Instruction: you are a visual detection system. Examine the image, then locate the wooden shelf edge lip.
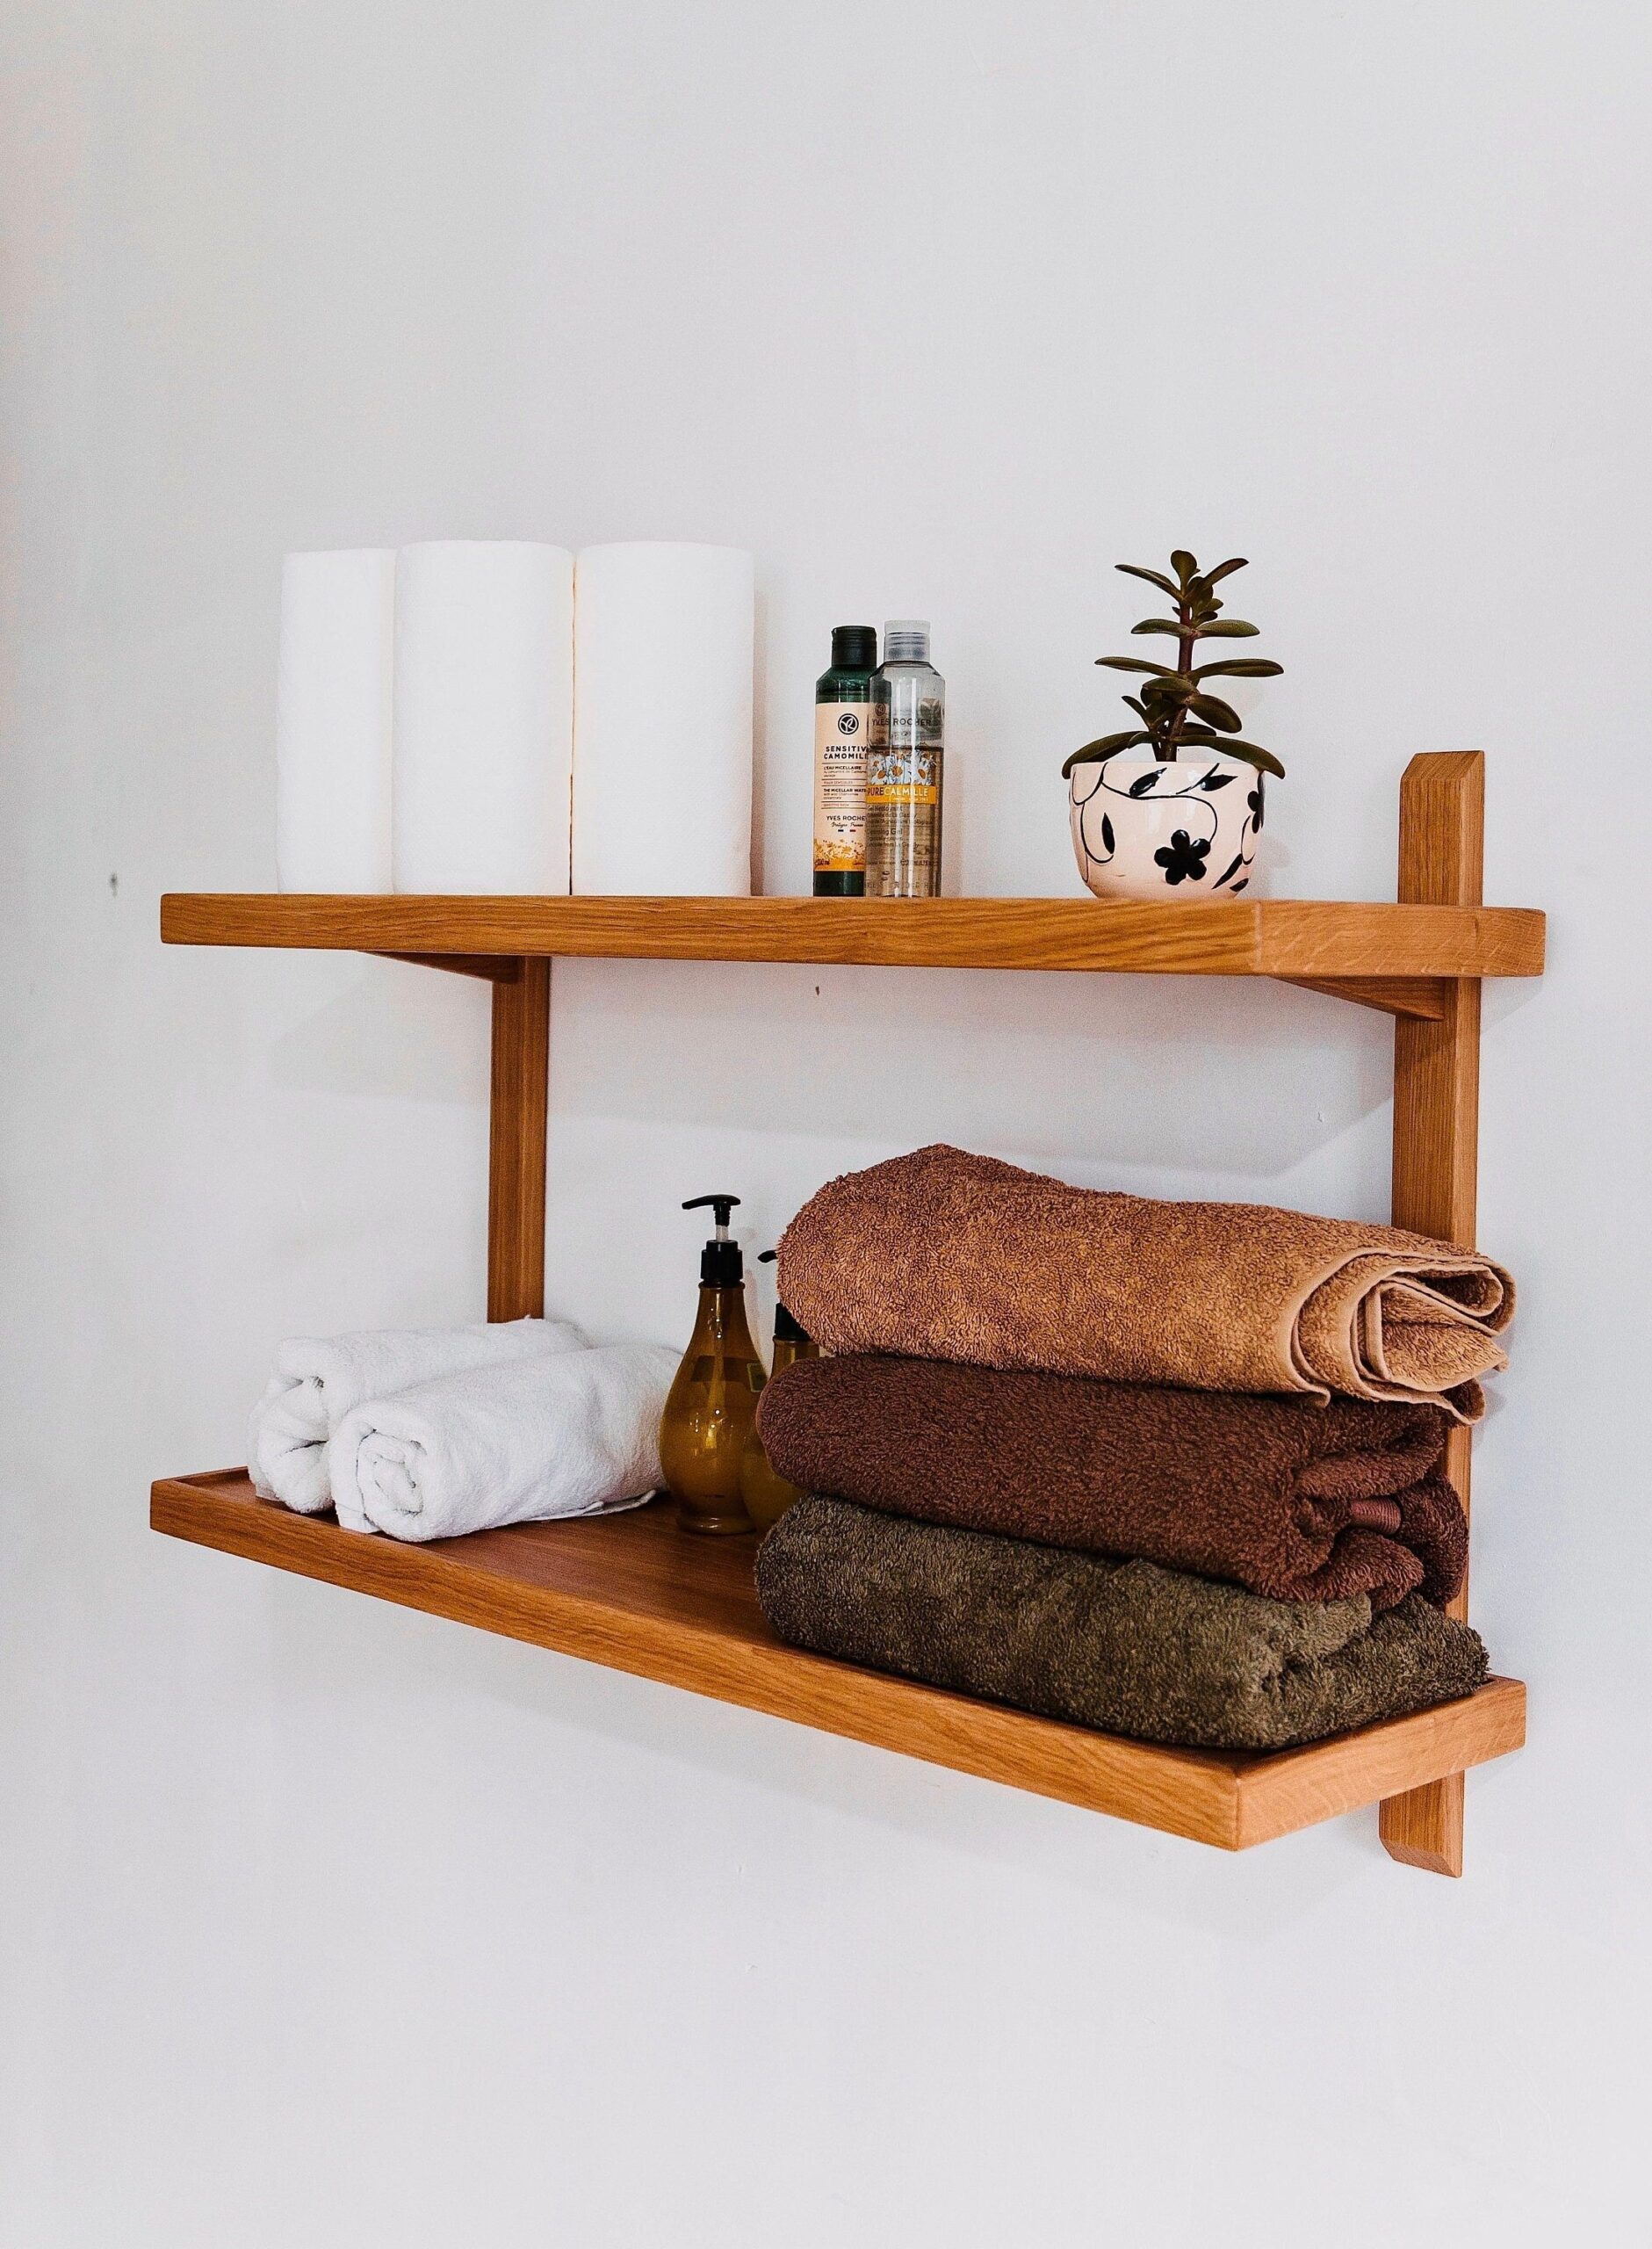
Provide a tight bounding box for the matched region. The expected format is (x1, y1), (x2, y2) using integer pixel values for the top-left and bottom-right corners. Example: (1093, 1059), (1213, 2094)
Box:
(159, 894), (1545, 983)
(151, 1471), (1526, 1854)
(1233, 1678), (1524, 1848)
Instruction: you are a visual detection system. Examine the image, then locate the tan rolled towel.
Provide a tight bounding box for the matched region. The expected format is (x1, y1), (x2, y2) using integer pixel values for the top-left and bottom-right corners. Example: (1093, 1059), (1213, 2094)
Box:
(776, 1144), (1513, 1421)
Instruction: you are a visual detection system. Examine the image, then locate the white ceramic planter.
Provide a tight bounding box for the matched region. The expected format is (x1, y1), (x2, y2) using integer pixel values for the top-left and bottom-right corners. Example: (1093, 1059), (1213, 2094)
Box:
(1069, 749), (1266, 902)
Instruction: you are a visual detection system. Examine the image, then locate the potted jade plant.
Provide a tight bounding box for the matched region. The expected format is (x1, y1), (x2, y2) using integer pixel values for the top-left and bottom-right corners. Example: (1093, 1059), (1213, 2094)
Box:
(1065, 549), (1284, 901)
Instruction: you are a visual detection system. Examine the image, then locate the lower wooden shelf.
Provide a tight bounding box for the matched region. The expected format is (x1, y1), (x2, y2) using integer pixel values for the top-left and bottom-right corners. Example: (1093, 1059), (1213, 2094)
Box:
(152, 1472), (1525, 1850)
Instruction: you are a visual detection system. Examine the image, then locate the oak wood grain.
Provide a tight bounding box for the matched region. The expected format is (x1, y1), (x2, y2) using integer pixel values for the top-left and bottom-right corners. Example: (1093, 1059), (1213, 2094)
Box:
(487, 958), (549, 1322)
(1278, 975), (1449, 1021)
(159, 892), (1545, 986)
(151, 1471), (1526, 1852)
(1380, 752), (1485, 1876)
(383, 951), (521, 982)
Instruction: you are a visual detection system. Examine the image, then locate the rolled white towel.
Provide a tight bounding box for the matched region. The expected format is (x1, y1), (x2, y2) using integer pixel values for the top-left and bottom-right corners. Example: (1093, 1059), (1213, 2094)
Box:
(249, 1317), (587, 1515)
(327, 1343), (678, 1541)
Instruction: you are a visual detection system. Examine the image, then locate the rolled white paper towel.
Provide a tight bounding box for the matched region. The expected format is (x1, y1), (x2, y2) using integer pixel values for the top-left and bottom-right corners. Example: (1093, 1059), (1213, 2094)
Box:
(393, 540), (574, 893)
(275, 548), (396, 892)
(573, 542), (754, 895)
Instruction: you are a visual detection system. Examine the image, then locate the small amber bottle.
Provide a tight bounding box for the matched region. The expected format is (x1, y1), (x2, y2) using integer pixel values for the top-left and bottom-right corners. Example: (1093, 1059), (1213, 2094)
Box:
(739, 1251), (822, 1533)
(659, 1195), (766, 1536)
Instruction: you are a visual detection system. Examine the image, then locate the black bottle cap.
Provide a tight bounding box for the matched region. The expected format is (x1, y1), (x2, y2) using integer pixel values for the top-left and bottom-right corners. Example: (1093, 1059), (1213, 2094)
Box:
(684, 1194), (743, 1285)
(830, 625), (877, 672)
(759, 1249), (811, 1345)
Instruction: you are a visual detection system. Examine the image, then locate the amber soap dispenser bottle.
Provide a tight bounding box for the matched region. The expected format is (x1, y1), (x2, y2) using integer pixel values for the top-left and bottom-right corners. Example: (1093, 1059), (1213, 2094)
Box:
(739, 1250), (822, 1533)
(659, 1195), (766, 1536)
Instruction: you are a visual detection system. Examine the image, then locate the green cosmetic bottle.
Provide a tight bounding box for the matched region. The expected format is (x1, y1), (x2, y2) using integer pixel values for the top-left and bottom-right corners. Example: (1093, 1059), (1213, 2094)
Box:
(813, 625), (878, 897)
(659, 1195), (766, 1536)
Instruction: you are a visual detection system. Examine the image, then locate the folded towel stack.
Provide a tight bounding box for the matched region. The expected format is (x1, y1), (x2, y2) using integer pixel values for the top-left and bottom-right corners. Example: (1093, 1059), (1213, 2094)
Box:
(756, 1146), (1504, 1752)
(249, 1315), (676, 1541)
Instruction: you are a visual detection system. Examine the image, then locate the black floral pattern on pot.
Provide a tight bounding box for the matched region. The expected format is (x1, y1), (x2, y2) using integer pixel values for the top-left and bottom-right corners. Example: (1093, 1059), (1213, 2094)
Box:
(1069, 759), (1118, 872)
(1211, 848), (1245, 889)
(1155, 829), (1210, 886)
(1070, 751), (1265, 896)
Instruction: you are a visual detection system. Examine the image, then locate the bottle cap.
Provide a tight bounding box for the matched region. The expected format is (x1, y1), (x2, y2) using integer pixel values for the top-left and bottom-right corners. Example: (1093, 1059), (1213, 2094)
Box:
(683, 1194), (743, 1285)
(830, 625), (878, 671)
(759, 1248), (812, 1345)
(883, 618), (930, 663)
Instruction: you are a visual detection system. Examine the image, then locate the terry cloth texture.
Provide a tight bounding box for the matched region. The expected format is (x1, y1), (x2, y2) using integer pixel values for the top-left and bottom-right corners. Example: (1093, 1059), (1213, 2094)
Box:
(755, 1497), (1490, 1752)
(776, 1144), (1513, 1421)
(249, 1315), (588, 1514)
(756, 1354), (1467, 1609)
(327, 1343), (677, 1541)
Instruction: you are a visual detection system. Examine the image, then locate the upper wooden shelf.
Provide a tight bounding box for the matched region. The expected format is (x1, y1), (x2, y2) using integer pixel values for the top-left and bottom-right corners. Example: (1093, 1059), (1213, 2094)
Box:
(160, 893), (1545, 1004)
(153, 1472), (1526, 1852)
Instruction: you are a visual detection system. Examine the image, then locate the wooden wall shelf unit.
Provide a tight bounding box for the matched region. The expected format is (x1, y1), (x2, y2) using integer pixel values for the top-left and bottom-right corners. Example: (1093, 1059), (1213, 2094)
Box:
(155, 751), (1542, 1874)
(154, 1471), (1527, 1852)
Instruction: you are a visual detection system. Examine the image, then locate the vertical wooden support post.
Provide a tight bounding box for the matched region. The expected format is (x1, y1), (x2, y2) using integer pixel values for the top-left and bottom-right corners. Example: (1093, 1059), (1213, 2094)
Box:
(487, 957), (550, 1321)
(1380, 753), (1483, 1876)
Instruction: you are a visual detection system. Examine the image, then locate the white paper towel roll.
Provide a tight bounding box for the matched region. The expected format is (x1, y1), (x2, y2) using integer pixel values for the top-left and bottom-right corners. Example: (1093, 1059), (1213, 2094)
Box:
(393, 541), (574, 894)
(573, 542), (754, 895)
(275, 549), (396, 893)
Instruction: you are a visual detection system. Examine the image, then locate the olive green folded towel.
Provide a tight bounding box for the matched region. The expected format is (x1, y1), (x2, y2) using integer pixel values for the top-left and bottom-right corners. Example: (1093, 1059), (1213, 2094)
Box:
(755, 1497), (1490, 1752)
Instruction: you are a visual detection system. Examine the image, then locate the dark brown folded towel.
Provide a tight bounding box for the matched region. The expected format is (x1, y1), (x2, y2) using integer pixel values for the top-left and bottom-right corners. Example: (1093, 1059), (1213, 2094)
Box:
(756, 1497), (1490, 1752)
(756, 1353), (1467, 1609)
(776, 1144), (1513, 1421)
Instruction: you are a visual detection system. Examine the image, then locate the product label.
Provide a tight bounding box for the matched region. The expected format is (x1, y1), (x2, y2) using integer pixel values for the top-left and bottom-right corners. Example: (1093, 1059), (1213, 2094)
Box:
(813, 702), (869, 872)
(864, 746), (944, 897)
(866, 747), (941, 807)
(885, 697), (945, 751)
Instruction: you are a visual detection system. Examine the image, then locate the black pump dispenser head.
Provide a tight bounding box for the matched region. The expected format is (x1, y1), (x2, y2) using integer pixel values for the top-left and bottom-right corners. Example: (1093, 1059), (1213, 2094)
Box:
(758, 1249), (811, 1344)
(683, 1194), (743, 1285)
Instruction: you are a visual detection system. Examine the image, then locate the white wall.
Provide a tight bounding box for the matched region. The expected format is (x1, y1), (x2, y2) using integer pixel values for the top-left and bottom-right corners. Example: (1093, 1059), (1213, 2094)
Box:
(3, 3), (1647, 2242)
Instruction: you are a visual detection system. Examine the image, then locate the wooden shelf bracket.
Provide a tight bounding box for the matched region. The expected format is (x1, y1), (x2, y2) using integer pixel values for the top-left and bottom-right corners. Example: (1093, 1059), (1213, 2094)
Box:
(486, 957), (550, 1322)
(1379, 752), (1486, 1877)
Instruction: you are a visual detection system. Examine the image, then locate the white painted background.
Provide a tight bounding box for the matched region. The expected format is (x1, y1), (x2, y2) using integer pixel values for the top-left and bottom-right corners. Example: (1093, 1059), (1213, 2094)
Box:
(3, 4), (1647, 2241)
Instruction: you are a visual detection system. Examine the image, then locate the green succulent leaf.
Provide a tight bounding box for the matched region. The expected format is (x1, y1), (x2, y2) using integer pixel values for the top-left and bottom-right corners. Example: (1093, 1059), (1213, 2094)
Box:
(1097, 554), (1279, 775)
(1187, 692), (1242, 732)
(1062, 729), (1151, 777)
(1192, 658), (1283, 680)
(1187, 739), (1286, 778)
(1115, 564), (1181, 599)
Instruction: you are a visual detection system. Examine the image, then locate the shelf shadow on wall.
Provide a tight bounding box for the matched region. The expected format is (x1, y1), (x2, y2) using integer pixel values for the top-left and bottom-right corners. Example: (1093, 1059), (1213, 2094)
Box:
(548, 957), (1398, 1183)
(263, 1561), (1395, 1939)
